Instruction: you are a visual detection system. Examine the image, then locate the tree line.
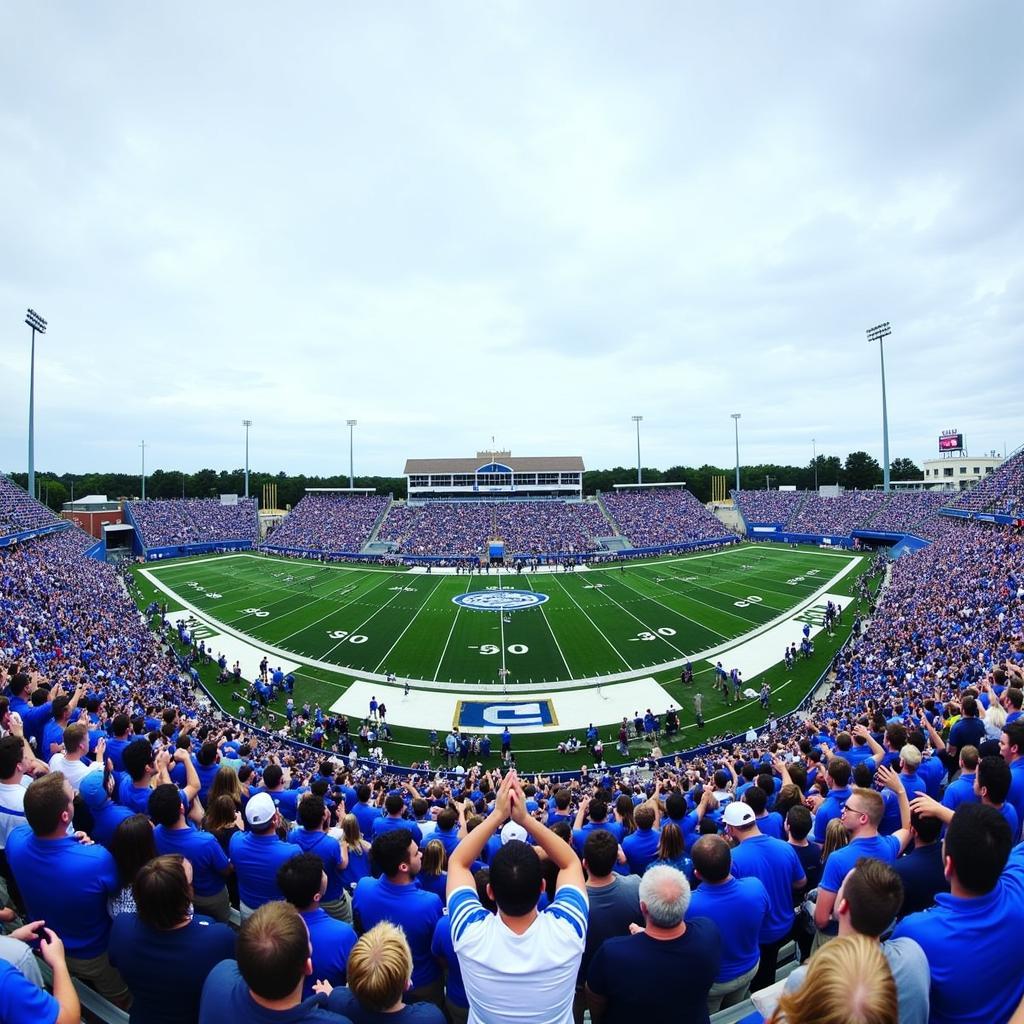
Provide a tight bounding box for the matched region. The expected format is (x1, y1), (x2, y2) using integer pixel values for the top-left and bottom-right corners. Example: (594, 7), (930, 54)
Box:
(6, 452), (922, 512)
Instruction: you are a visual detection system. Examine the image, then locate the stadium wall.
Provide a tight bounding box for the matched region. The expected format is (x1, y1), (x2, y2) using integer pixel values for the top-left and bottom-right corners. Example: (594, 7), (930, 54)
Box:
(0, 520), (71, 548)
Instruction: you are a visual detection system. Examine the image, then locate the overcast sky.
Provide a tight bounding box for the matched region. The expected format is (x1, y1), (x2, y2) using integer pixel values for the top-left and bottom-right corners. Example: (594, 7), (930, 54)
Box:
(2, 2), (1022, 480)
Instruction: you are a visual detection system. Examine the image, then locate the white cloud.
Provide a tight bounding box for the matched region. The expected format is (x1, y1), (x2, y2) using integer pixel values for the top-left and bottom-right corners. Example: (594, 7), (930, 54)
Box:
(1, 1), (1022, 478)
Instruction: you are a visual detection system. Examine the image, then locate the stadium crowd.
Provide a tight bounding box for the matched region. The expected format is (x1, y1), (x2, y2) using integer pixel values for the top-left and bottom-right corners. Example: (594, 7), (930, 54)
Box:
(0, 474), (61, 536)
(732, 490), (807, 526)
(3, 481), (1024, 1022)
(950, 448), (1024, 516)
(600, 489), (730, 548)
(127, 498), (259, 549)
(266, 494), (391, 554)
(378, 500), (608, 558)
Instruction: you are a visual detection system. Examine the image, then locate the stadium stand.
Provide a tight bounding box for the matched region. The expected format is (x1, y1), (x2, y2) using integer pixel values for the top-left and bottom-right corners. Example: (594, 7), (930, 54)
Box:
(0, 473), (62, 536)
(948, 447), (1024, 516)
(785, 490), (887, 536)
(732, 489), (807, 526)
(378, 499), (608, 557)
(600, 488), (733, 548)
(264, 493), (391, 554)
(127, 498), (258, 549)
(3, 478), (1024, 1021)
(862, 490), (949, 536)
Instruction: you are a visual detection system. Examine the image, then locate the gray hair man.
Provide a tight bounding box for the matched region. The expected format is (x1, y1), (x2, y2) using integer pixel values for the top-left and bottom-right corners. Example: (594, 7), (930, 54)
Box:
(586, 866), (721, 1023)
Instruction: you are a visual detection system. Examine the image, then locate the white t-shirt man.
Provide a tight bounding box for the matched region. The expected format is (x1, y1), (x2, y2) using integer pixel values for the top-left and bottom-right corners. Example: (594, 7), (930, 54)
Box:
(0, 777), (31, 849)
(449, 884), (588, 1024)
(47, 752), (101, 792)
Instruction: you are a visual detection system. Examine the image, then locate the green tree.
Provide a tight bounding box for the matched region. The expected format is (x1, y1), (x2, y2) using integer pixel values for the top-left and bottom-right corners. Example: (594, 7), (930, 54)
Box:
(889, 457), (922, 481)
(841, 451), (883, 491)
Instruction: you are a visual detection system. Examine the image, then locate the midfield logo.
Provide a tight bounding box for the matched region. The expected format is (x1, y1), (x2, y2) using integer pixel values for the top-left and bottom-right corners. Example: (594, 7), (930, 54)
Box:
(452, 590), (549, 612)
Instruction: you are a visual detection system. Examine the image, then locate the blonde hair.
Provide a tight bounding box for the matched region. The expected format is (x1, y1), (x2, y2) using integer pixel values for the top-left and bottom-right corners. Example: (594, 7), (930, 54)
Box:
(341, 813), (364, 847)
(346, 921), (413, 1012)
(821, 817), (850, 863)
(420, 839), (447, 877)
(769, 934), (897, 1024)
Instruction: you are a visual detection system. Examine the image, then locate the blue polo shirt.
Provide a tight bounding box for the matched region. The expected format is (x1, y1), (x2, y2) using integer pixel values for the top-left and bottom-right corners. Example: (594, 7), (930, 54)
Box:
(117, 774), (155, 815)
(893, 873), (1024, 1024)
(109, 912), (236, 1024)
(431, 913), (468, 1010)
(1006, 760), (1024, 840)
(353, 877), (442, 988)
(622, 827), (661, 875)
(0, 960), (59, 1024)
(820, 833), (902, 893)
(195, 761), (221, 806)
(352, 801), (381, 838)
(105, 736), (130, 774)
(154, 824), (230, 898)
(254, 786), (305, 823)
(6, 826), (119, 959)
(198, 961), (346, 1024)
(288, 829), (345, 901)
(730, 834), (805, 943)
(812, 786), (851, 844)
(941, 772), (978, 812)
(372, 816), (424, 847)
(917, 755), (945, 798)
(228, 829), (295, 910)
(686, 876), (770, 981)
(301, 908), (357, 998)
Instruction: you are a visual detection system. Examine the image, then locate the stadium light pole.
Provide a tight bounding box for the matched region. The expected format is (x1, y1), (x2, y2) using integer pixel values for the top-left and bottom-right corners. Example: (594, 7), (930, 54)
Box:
(731, 413), (741, 492)
(812, 437), (818, 492)
(25, 309), (47, 501)
(632, 415), (643, 485)
(140, 441), (147, 501)
(242, 419), (253, 498)
(347, 419), (357, 489)
(866, 322), (892, 493)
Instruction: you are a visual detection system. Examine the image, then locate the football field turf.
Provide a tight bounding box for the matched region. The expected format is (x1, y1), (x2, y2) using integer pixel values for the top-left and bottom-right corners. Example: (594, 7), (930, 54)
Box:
(140, 545), (859, 688)
(134, 544), (870, 769)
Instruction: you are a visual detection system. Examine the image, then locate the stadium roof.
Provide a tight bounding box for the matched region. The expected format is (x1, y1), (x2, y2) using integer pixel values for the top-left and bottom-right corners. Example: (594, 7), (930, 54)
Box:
(404, 456), (584, 474)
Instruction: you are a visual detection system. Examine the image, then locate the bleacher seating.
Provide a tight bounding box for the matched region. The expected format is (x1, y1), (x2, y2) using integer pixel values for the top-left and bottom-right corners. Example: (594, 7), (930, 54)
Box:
(377, 499), (608, 557)
(948, 447), (1024, 516)
(265, 493), (390, 553)
(127, 497), (258, 549)
(732, 489), (807, 526)
(600, 488), (731, 548)
(0, 473), (62, 537)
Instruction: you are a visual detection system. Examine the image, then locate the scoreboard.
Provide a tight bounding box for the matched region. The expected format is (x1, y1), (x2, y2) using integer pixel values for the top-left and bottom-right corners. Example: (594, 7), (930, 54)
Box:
(939, 431), (963, 452)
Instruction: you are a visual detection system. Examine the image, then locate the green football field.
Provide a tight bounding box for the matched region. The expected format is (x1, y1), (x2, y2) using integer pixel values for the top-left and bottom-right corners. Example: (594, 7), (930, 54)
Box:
(133, 545), (871, 769)
(140, 545), (857, 686)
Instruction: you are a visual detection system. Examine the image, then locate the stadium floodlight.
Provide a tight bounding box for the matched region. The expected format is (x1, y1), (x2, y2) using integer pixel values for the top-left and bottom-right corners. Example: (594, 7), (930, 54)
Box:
(24, 308), (47, 501)
(632, 415), (643, 485)
(812, 437), (818, 492)
(243, 420), (253, 498)
(731, 413), (741, 492)
(140, 440), (147, 501)
(866, 321), (893, 493)
(347, 419), (358, 489)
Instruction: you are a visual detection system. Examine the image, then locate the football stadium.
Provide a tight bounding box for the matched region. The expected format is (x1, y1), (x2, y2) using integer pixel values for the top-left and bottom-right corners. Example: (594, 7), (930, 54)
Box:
(3, 6), (1024, 1024)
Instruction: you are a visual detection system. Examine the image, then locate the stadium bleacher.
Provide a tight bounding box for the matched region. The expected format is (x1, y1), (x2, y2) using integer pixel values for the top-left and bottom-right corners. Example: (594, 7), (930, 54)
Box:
(948, 447), (1024, 516)
(264, 493), (391, 554)
(126, 497), (258, 549)
(0, 473), (62, 537)
(600, 488), (732, 548)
